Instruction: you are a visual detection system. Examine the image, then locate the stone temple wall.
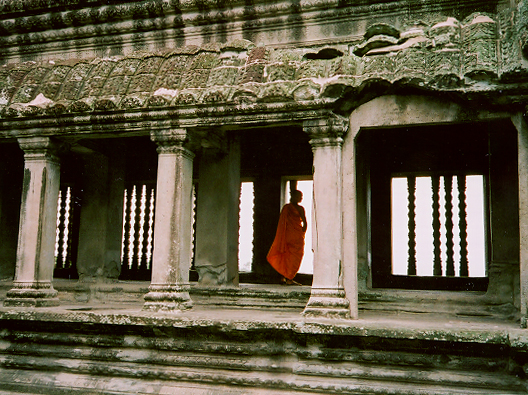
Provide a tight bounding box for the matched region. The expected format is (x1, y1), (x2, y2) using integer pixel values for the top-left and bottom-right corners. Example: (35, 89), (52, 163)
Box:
(0, 1), (527, 394)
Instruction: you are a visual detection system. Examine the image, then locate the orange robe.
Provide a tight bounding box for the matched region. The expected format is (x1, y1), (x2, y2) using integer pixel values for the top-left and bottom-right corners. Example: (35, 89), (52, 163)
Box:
(267, 203), (305, 280)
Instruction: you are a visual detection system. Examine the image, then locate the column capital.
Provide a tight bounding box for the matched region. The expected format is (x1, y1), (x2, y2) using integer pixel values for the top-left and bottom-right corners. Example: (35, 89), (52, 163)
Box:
(18, 137), (64, 161)
(303, 117), (348, 148)
(150, 129), (197, 157)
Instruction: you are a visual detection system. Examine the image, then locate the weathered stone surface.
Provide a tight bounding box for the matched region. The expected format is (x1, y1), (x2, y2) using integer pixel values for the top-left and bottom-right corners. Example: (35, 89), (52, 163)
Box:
(4, 137), (62, 308)
(0, 8), (524, 125)
(0, 298), (526, 394)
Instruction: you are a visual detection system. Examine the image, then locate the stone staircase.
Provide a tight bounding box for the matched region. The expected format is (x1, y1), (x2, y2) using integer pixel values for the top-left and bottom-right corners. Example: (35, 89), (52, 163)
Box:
(0, 302), (527, 395)
(0, 280), (526, 394)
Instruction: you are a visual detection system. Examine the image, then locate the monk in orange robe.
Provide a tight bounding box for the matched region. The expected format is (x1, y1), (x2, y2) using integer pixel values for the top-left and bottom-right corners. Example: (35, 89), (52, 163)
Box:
(267, 190), (307, 285)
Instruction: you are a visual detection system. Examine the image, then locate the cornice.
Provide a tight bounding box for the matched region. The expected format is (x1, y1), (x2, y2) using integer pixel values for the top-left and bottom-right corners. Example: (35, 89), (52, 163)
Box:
(0, 101), (336, 138)
(0, 0), (497, 20)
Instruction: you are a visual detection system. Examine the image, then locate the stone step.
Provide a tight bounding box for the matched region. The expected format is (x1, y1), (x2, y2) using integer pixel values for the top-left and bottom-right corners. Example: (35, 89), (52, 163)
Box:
(0, 317), (526, 395)
(0, 355), (525, 395)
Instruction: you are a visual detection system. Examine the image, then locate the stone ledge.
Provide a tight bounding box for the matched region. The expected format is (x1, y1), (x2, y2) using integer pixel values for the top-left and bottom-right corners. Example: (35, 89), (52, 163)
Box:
(0, 303), (525, 348)
(0, 308), (526, 394)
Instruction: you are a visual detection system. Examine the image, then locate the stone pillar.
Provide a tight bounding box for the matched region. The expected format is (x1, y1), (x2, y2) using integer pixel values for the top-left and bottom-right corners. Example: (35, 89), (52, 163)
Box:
(0, 145), (23, 280)
(4, 137), (62, 307)
(513, 113), (528, 328)
(105, 144), (126, 279)
(302, 118), (351, 319)
(75, 146), (125, 282)
(252, 175), (282, 282)
(143, 130), (195, 312)
(75, 152), (110, 282)
(194, 136), (241, 286)
(484, 128), (519, 306)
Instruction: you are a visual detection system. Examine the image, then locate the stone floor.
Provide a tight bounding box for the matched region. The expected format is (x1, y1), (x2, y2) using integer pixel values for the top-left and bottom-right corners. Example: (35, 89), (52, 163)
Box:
(0, 279), (524, 341)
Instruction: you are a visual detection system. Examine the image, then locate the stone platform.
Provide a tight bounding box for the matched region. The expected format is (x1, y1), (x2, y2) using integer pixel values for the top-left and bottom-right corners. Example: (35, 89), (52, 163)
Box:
(0, 280), (526, 395)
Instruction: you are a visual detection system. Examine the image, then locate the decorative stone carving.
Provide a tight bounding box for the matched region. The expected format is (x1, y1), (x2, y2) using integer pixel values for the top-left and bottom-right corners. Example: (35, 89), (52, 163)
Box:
(462, 14), (498, 78)
(110, 58), (141, 77)
(103, 75), (131, 96)
(57, 63), (92, 101)
(206, 66), (239, 87)
(201, 88), (229, 103)
(266, 63), (296, 82)
(291, 84), (318, 101)
(128, 74), (157, 94)
(181, 69), (210, 89)
(240, 47), (268, 84)
(257, 82), (293, 103)
(430, 17), (461, 49)
(354, 24), (400, 57)
(295, 59), (328, 80)
(0, 10), (524, 121)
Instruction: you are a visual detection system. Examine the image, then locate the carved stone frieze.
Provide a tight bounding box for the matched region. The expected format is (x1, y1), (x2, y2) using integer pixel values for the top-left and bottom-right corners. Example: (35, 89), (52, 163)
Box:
(0, 8), (526, 122)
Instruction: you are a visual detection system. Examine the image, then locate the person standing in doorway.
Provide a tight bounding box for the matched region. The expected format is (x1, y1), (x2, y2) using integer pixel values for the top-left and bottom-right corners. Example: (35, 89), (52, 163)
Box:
(267, 189), (307, 285)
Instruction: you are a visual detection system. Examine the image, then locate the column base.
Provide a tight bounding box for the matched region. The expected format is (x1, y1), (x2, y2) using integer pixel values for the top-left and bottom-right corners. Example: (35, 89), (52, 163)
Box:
(3, 282), (60, 307)
(143, 284), (193, 312)
(302, 288), (351, 319)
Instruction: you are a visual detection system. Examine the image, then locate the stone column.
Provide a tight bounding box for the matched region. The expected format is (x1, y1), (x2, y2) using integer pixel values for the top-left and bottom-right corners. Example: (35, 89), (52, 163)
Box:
(302, 118), (351, 319)
(4, 137), (62, 307)
(0, 145), (23, 280)
(194, 135), (241, 286)
(75, 152), (110, 282)
(75, 144), (125, 282)
(513, 113), (528, 328)
(143, 130), (195, 312)
(104, 144), (126, 279)
(252, 175), (282, 282)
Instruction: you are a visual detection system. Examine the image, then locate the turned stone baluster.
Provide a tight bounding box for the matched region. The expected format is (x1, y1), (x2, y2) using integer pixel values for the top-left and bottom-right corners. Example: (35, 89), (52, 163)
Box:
(121, 188), (132, 278)
(458, 174), (469, 277)
(55, 189), (66, 270)
(146, 187), (156, 270)
(445, 175), (455, 276)
(407, 176), (417, 276)
(131, 186), (141, 275)
(65, 187), (76, 270)
(139, 186), (152, 275)
(432, 175), (442, 276)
